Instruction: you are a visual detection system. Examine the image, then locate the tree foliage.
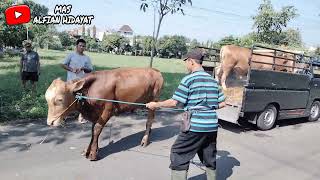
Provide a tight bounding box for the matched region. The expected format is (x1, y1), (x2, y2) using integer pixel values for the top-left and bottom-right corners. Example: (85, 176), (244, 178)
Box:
(140, 0), (192, 66)
(157, 35), (188, 58)
(141, 36), (154, 55)
(58, 31), (75, 48)
(278, 28), (302, 47)
(0, 0), (49, 48)
(214, 36), (241, 48)
(188, 39), (201, 50)
(253, 0), (298, 45)
(102, 33), (130, 53)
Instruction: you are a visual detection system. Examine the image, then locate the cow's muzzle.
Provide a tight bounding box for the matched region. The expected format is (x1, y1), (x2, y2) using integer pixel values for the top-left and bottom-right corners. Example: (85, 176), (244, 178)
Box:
(47, 117), (64, 126)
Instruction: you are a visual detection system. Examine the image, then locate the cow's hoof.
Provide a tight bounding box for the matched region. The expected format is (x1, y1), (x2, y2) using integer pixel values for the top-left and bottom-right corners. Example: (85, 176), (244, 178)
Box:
(81, 149), (89, 157)
(140, 136), (149, 147)
(87, 152), (98, 161)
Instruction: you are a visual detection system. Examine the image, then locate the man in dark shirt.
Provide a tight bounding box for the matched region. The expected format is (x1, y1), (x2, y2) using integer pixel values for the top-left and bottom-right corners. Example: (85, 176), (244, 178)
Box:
(146, 49), (226, 180)
(20, 40), (40, 93)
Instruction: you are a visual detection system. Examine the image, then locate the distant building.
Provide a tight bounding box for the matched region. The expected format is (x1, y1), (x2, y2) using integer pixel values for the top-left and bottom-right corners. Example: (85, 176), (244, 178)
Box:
(67, 25), (134, 44)
(118, 25), (134, 45)
(118, 25), (134, 37)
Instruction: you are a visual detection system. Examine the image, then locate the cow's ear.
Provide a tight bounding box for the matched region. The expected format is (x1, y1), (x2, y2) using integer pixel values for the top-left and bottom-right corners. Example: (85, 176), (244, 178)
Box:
(70, 80), (85, 92)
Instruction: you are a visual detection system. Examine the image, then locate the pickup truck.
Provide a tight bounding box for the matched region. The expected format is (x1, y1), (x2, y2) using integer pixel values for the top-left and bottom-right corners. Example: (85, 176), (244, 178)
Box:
(215, 45), (320, 130)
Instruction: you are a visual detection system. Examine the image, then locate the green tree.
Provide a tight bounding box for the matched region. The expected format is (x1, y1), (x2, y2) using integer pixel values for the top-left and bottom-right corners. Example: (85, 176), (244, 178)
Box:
(279, 28), (302, 47)
(48, 36), (63, 50)
(0, 1), (27, 47)
(142, 36), (154, 56)
(253, 0), (298, 45)
(140, 0), (192, 67)
(132, 35), (143, 55)
(239, 33), (258, 47)
(24, 0), (49, 17)
(0, 0), (49, 48)
(188, 39), (201, 51)
(84, 36), (99, 51)
(214, 36), (241, 48)
(102, 33), (129, 53)
(58, 31), (75, 48)
(157, 35), (188, 58)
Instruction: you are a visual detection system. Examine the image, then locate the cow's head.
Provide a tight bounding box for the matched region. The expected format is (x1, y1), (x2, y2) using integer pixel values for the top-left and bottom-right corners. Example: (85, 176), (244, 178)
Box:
(45, 78), (85, 126)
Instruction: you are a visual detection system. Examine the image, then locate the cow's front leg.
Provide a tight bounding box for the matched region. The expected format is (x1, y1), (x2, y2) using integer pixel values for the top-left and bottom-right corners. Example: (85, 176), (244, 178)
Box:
(141, 109), (155, 147)
(82, 122), (95, 157)
(87, 110), (111, 161)
(87, 122), (104, 161)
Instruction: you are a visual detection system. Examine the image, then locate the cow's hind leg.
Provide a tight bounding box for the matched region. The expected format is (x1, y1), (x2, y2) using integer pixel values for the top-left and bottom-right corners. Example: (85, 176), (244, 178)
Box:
(221, 66), (233, 90)
(141, 109), (155, 147)
(216, 65), (223, 84)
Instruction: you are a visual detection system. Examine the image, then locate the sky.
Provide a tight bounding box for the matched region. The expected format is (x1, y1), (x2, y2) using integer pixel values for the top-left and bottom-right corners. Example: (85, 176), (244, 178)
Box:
(34, 0), (320, 47)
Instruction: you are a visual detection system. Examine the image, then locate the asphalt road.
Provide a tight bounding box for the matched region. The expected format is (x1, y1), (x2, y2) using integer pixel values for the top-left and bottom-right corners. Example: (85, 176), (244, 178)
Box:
(0, 112), (319, 180)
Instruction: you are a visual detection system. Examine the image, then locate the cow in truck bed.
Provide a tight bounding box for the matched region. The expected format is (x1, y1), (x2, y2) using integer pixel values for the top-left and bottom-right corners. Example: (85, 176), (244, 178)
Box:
(217, 45), (295, 89)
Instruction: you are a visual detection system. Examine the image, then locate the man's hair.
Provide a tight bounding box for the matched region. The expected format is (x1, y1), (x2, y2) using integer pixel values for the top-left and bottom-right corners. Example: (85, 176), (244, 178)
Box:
(193, 59), (203, 65)
(76, 39), (86, 45)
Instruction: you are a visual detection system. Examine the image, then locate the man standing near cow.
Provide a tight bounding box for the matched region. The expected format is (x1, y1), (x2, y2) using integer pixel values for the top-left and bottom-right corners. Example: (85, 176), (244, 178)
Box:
(146, 49), (226, 180)
(20, 40), (40, 93)
(60, 38), (93, 123)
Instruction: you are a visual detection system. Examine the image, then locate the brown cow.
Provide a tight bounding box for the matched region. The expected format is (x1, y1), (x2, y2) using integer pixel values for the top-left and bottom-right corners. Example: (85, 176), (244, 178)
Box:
(45, 67), (164, 160)
(217, 45), (295, 89)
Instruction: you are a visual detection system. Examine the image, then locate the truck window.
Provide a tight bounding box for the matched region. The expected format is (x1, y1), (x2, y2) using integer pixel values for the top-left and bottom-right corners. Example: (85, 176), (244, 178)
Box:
(313, 66), (320, 78)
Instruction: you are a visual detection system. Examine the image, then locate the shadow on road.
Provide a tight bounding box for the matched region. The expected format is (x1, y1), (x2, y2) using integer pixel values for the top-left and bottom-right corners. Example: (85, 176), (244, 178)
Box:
(189, 150), (240, 180)
(218, 117), (319, 134)
(98, 125), (179, 160)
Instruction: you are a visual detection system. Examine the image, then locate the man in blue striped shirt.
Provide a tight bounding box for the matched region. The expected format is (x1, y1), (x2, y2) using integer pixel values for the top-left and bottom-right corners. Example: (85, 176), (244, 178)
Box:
(146, 49), (226, 180)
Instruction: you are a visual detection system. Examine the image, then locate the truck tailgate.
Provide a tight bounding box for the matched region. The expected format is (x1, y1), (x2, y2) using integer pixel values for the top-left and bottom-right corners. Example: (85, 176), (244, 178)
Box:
(217, 104), (241, 124)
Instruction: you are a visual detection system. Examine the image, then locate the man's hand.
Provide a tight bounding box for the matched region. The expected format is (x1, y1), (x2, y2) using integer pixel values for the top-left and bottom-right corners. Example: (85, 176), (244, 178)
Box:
(146, 102), (159, 110)
(74, 68), (82, 73)
(218, 101), (226, 109)
(69, 68), (81, 73)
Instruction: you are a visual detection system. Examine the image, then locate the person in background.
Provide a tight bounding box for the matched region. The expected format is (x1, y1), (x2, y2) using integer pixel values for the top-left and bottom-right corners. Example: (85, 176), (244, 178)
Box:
(20, 40), (40, 93)
(61, 38), (93, 123)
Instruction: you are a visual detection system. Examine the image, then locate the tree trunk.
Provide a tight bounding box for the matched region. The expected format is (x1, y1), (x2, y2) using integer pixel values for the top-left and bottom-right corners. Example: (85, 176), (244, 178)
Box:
(149, 15), (164, 67)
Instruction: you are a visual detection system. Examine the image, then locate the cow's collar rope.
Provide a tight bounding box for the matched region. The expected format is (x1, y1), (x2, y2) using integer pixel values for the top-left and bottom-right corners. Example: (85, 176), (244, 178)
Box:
(56, 98), (79, 119)
(75, 93), (185, 112)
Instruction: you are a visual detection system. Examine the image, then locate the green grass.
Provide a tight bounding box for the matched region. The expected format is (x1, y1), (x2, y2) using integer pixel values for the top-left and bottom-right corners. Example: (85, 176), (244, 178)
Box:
(0, 49), (187, 121)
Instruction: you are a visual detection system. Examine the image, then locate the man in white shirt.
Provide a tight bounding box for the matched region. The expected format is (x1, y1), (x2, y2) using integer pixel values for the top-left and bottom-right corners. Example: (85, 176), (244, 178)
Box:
(61, 39), (93, 123)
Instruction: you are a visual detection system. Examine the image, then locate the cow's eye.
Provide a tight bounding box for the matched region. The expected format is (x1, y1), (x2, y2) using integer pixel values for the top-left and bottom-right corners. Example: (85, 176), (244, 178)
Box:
(56, 98), (63, 104)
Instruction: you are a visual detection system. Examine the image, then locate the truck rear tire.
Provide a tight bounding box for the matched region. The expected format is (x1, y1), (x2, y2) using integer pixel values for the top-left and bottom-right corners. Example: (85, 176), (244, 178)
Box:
(308, 101), (320, 122)
(256, 105), (277, 130)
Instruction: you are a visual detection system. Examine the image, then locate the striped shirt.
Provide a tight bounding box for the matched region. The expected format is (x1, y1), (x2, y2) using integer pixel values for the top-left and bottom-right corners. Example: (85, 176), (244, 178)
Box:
(172, 68), (225, 132)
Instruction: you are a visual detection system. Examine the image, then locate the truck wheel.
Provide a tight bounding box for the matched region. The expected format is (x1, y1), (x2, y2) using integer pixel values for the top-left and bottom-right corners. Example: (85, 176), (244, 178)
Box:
(308, 101), (320, 122)
(257, 105), (277, 130)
